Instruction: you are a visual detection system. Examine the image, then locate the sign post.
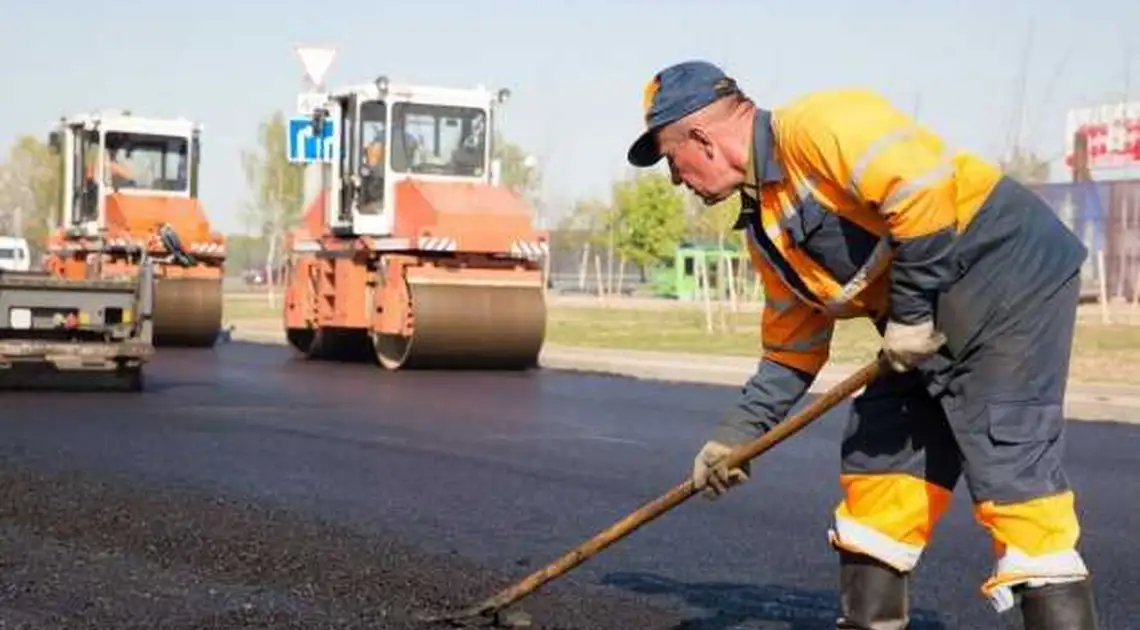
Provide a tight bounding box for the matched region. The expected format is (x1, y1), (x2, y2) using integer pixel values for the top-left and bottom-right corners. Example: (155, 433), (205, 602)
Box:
(288, 44), (339, 165)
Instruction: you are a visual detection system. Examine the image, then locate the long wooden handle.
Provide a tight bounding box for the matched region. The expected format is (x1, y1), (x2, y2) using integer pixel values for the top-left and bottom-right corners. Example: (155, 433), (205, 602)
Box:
(463, 356), (886, 617)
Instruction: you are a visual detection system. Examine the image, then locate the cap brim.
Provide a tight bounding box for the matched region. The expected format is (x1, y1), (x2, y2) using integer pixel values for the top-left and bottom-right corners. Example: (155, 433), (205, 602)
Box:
(627, 127), (663, 167)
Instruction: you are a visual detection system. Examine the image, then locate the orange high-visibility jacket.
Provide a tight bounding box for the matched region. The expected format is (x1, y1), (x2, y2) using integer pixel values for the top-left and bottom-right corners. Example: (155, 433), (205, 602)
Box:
(365, 141), (386, 168)
(713, 89), (1086, 447)
(738, 88), (1004, 377)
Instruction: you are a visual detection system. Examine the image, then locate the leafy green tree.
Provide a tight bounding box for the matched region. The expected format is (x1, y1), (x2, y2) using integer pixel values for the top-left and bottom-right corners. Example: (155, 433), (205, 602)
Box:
(686, 191), (743, 247)
(610, 172), (687, 273)
(0, 135), (61, 250)
(240, 111), (306, 296)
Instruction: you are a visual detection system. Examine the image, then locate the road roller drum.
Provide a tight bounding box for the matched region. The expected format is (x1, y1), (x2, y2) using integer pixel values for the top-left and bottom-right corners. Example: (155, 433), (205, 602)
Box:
(372, 276), (546, 371)
(152, 277), (223, 347)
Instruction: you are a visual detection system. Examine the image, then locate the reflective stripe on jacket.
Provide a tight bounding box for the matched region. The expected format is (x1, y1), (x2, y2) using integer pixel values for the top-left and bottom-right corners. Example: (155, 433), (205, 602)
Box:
(739, 89), (1004, 376)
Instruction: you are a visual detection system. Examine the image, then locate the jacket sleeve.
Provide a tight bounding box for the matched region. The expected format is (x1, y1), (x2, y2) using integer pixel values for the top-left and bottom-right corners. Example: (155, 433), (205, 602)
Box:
(713, 249), (834, 444)
(780, 90), (959, 325)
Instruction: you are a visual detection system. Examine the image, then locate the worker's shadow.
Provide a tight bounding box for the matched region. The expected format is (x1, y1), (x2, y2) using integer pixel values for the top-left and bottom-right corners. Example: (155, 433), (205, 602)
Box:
(601, 572), (948, 630)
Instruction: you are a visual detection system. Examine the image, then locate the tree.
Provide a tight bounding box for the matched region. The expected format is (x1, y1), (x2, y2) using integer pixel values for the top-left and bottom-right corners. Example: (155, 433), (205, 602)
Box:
(686, 191), (743, 247)
(240, 111), (306, 303)
(557, 197), (615, 293)
(683, 191), (752, 330)
(1000, 148), (1051, 184)
(492, 135), (541, 199)
(0, 135), (61, 249)
(610, 172), (687, 275)
(492, 134), (546, 233)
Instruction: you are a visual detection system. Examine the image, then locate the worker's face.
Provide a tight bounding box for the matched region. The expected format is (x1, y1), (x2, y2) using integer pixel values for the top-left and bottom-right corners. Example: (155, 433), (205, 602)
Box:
(658, 123), (739, 205)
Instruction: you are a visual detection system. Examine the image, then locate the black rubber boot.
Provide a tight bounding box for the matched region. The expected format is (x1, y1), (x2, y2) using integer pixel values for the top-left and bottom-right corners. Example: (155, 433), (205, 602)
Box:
(835, 550), (910, 630)
(1019, 579), (1100, 630)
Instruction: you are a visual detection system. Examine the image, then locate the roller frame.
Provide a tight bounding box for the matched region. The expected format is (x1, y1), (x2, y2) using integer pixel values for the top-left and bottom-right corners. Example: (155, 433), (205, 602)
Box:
(283, 248), (547, 371)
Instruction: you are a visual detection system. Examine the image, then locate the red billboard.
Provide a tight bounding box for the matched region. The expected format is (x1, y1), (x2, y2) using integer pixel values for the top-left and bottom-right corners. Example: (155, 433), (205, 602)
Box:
(1064, 102), (1140, 171)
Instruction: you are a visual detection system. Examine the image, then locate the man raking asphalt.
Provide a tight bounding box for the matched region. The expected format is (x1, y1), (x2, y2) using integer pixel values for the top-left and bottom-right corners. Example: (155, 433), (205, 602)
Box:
(626, 60), (1099, 629)
(419, 60), (1099, 630)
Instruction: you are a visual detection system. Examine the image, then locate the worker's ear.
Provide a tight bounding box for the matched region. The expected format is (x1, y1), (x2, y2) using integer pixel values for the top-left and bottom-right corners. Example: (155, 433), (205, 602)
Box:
(689, 126), (716, 161)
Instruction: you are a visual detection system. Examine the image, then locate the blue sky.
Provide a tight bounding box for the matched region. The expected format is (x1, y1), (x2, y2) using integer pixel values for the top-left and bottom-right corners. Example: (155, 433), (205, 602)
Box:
(1, 0), (1137, 234)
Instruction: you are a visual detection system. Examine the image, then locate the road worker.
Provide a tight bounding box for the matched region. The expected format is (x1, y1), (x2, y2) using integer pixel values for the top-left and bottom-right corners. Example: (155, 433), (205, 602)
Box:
(360, 124), (387, 211)
(626, 60), (1099, 630)
(84, 146), (134, 189)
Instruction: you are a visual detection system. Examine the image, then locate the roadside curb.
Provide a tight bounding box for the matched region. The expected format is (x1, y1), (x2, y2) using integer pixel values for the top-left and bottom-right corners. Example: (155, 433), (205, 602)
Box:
(223, 326), (1140, 426)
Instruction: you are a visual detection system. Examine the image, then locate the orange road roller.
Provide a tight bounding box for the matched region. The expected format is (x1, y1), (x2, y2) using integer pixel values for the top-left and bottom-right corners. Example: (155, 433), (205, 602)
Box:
(283, 75), (548, 370)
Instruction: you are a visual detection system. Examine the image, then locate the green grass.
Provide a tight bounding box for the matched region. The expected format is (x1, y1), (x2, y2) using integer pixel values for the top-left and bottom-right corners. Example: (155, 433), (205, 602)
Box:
(546, 306), (882, 365)
(223, 296), (283, 322)
(546, 306), (1140, 387)
(1069, 324), (1140, 387)
(222, 295), (1140, 387)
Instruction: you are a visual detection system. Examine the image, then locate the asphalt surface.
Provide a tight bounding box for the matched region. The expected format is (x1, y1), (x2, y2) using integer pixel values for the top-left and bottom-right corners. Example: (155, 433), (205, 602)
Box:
(0, 341), (1136, 630)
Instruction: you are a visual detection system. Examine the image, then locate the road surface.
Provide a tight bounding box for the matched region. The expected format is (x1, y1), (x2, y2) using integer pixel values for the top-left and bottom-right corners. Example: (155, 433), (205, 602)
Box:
(0, 341), (1135, 629)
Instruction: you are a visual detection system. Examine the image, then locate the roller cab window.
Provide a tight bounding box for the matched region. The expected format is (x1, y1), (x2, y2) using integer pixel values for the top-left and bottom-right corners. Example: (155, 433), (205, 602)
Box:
(97, 132), (190, 194)
(75, 129), (100, 222)
(357, 100), (387, 213)
(389, 102), (487, 178)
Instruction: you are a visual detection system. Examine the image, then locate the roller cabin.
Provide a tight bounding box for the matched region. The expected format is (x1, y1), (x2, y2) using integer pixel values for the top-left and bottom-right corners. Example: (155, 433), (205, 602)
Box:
(43, 110), (226, 348)
(283, 76), (549, 370)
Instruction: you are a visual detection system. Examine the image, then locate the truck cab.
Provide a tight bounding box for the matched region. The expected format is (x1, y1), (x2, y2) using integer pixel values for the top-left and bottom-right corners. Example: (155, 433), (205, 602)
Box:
(48, 110), (202, 240)
(304, 76), (510, 236)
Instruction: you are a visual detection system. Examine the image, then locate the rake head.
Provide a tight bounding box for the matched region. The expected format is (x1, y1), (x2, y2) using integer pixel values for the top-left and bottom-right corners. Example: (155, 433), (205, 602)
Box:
(413, 605), (533, 628)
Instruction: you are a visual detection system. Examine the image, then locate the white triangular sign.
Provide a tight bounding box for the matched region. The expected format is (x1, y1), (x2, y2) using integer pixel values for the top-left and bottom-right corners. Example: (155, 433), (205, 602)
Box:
(295, 45), (338, 88)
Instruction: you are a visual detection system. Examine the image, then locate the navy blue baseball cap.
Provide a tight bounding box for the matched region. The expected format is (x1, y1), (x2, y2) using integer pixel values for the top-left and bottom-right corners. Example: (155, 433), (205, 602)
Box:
(627, 60), (742, 167)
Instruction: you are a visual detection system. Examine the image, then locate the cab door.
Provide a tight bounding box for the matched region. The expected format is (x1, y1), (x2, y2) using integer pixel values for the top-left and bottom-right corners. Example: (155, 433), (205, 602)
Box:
(351, 98), (391, 236)
(318, 97), (350, 233)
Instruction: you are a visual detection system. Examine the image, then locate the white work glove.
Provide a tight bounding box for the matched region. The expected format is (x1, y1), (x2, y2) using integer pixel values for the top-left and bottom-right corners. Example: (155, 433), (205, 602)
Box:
(881, 319), (946, 372)
(692, 440), (750, 499)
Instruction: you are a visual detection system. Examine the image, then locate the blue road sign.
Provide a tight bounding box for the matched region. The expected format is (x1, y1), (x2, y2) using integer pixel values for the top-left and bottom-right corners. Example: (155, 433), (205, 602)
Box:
(287, 116), (336, 164)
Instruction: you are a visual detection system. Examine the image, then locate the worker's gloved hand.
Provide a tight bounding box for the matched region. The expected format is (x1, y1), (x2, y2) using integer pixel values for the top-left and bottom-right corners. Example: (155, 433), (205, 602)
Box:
(881, 319), (946, 372)
(692, 440), (750, 500)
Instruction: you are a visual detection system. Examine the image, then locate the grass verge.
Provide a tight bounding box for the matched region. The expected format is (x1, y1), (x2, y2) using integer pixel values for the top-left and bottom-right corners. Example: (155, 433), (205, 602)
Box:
(222, 295), (1140, 387)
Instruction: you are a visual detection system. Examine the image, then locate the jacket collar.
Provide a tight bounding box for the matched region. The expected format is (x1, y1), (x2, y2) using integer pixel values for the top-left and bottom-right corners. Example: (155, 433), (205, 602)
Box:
(733, 108), (784, 230)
